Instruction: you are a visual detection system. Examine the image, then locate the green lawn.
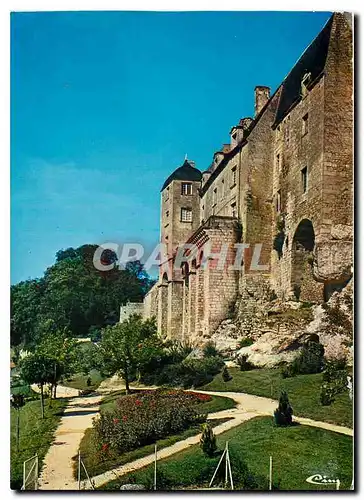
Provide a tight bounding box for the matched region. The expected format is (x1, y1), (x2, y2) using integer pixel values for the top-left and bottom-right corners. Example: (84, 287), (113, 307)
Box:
(201, 368), (352, 427)
(75, 390), (236, 479)
(99, 416), (353, 491)
(62, 369), (106, 391)
(10, 397), (67, 490)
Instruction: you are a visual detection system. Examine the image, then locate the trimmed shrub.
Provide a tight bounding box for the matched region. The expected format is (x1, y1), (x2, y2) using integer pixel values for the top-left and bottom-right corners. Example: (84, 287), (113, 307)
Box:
(274, 391), (293, 426)
(222, 366), (232, 382)
(200, 423), (217, 457)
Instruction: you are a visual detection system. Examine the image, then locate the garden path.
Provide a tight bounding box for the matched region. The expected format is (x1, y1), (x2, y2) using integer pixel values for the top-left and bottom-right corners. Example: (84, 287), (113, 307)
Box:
(37, 392), (102, 491)
(37, 385), (353, 490)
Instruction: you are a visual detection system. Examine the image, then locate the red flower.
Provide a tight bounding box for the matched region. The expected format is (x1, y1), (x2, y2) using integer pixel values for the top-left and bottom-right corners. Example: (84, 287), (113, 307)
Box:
(122, 415), (128, 422)
(101, 443), (109, 452)
(113, 418), (120, 424)
(135, 399), (142, 406)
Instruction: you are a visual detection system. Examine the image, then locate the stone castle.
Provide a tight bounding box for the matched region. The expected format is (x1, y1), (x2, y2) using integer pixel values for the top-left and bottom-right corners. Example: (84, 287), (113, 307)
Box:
(141, 13), (353, 344)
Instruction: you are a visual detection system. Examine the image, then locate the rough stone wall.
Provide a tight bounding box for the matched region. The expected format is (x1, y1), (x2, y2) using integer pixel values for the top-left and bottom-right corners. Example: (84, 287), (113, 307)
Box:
(270, 75), (326, 301)
(241, 90), (281, 276)
(270, 14), (353, 302)
(143, 283), (158, 319)
(119, 302), (144, 322)
(143, 14), (353, 346)
(201, 151), (240, 221)
(316, 13), (353, 286)
(160, 178), (201, 265)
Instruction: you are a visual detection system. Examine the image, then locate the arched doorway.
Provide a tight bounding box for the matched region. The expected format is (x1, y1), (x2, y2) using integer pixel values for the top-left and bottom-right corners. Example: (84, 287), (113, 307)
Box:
(291, 219), (322, 302)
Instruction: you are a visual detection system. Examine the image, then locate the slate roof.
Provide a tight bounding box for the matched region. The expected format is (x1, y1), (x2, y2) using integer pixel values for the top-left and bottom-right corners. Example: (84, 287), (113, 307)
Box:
(273, 14), (334, 126)
(161, 160), (202, 191)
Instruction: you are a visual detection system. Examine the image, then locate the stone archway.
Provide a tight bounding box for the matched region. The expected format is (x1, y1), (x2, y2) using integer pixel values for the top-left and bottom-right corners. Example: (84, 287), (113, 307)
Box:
(291, 219), (322, 302)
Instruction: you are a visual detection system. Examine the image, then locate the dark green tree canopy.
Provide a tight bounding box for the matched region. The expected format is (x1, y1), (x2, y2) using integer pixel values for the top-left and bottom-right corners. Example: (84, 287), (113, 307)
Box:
(11, 244), (155, 347)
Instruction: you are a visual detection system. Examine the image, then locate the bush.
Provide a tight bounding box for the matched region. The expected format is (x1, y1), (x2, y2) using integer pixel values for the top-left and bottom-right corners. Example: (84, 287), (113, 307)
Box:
(222, 366), (232, 382)
(274, 391), (293, 426)
(200, 423), (217, 457)
(283, 339), (325, 378)
(237, 355), (255, 372)
(93, 389), (207, 454)
(280, 364), (296, 379)
(203, 341), (219, 358)
(320, 359), (348, 406)
(141, 356), (224, 388)
(238, 337), (254, 348)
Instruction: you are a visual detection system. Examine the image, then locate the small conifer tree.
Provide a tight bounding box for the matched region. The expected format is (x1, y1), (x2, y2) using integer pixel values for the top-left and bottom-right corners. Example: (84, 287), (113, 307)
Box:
(274, 390), (293, 426)
(222, 366), (232, 382)
(200, 423), (217, 457)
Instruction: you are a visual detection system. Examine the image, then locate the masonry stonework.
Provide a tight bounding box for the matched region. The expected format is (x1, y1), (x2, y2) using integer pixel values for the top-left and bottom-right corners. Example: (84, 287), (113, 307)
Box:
(143, 13), (353, 344)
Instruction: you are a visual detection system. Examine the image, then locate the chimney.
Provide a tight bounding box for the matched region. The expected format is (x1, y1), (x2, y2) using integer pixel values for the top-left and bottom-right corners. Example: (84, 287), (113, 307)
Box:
(254, 86), (270, 117)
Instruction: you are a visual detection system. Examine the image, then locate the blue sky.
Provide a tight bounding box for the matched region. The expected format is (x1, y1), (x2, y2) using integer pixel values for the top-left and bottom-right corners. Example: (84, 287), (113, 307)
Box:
(11, 10), (332, 284)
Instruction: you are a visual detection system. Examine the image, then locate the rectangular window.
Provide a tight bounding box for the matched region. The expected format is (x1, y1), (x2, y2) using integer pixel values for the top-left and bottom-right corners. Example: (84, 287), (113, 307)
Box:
(213, 187), (217, 205)
(231, 202), (237, 218)
(166, 210), (169, 218)
(231, 166), (237, 187)
(221, 179), (225, 199)
(302, 113), (308, 136)
(276, 190), (281, 212)
(181, 183), (192, 195)
(181, 208), (192, 222)
(301, 167), (308, 193)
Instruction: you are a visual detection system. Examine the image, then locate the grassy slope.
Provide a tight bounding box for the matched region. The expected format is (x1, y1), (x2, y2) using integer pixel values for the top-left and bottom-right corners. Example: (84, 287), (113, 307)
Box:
(62, 369), (105, 391)
(99, 416), (353, 491)
(10, 398), (67, 490)
(201, 368), (352, 427)
(76, 390), (236, 479)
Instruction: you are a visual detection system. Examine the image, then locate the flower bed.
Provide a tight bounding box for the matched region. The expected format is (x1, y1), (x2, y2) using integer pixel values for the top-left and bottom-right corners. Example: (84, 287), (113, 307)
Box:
(93, 389), (210, 454)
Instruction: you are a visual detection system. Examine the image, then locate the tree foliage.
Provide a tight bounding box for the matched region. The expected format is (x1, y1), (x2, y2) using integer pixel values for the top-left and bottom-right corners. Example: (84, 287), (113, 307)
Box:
(98, 315), (160, 393)
(20, 353), (55, 418)
(11, 244), (155, 347)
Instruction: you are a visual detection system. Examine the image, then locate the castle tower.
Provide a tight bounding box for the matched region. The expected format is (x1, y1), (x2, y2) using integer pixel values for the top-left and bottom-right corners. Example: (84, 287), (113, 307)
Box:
(160, 158), (202, 272)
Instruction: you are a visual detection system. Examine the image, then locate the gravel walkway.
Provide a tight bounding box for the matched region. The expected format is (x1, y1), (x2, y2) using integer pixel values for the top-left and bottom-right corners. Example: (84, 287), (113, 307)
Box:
(37, 393), (102, 490)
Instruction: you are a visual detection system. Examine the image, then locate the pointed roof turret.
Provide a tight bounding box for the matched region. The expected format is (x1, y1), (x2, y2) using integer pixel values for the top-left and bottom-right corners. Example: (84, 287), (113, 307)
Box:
(161, 159), (202, 191)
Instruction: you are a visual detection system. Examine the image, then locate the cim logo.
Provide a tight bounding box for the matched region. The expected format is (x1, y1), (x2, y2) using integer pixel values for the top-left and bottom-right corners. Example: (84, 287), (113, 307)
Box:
(306, 474), (340, 490)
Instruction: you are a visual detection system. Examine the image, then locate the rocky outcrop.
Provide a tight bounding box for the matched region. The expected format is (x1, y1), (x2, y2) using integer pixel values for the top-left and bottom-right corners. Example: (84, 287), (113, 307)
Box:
(207, 279), (353, 368)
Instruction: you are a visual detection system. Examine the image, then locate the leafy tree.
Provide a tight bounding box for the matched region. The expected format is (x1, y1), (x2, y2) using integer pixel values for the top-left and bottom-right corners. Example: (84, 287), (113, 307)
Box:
(274, 391), (293, 426)
(37, 330), (78, 398)
(11, 280), (44, 346)
(20, 353), (55, 418)
(11, 245), (154, 347)
(98, 315), (159, 394)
